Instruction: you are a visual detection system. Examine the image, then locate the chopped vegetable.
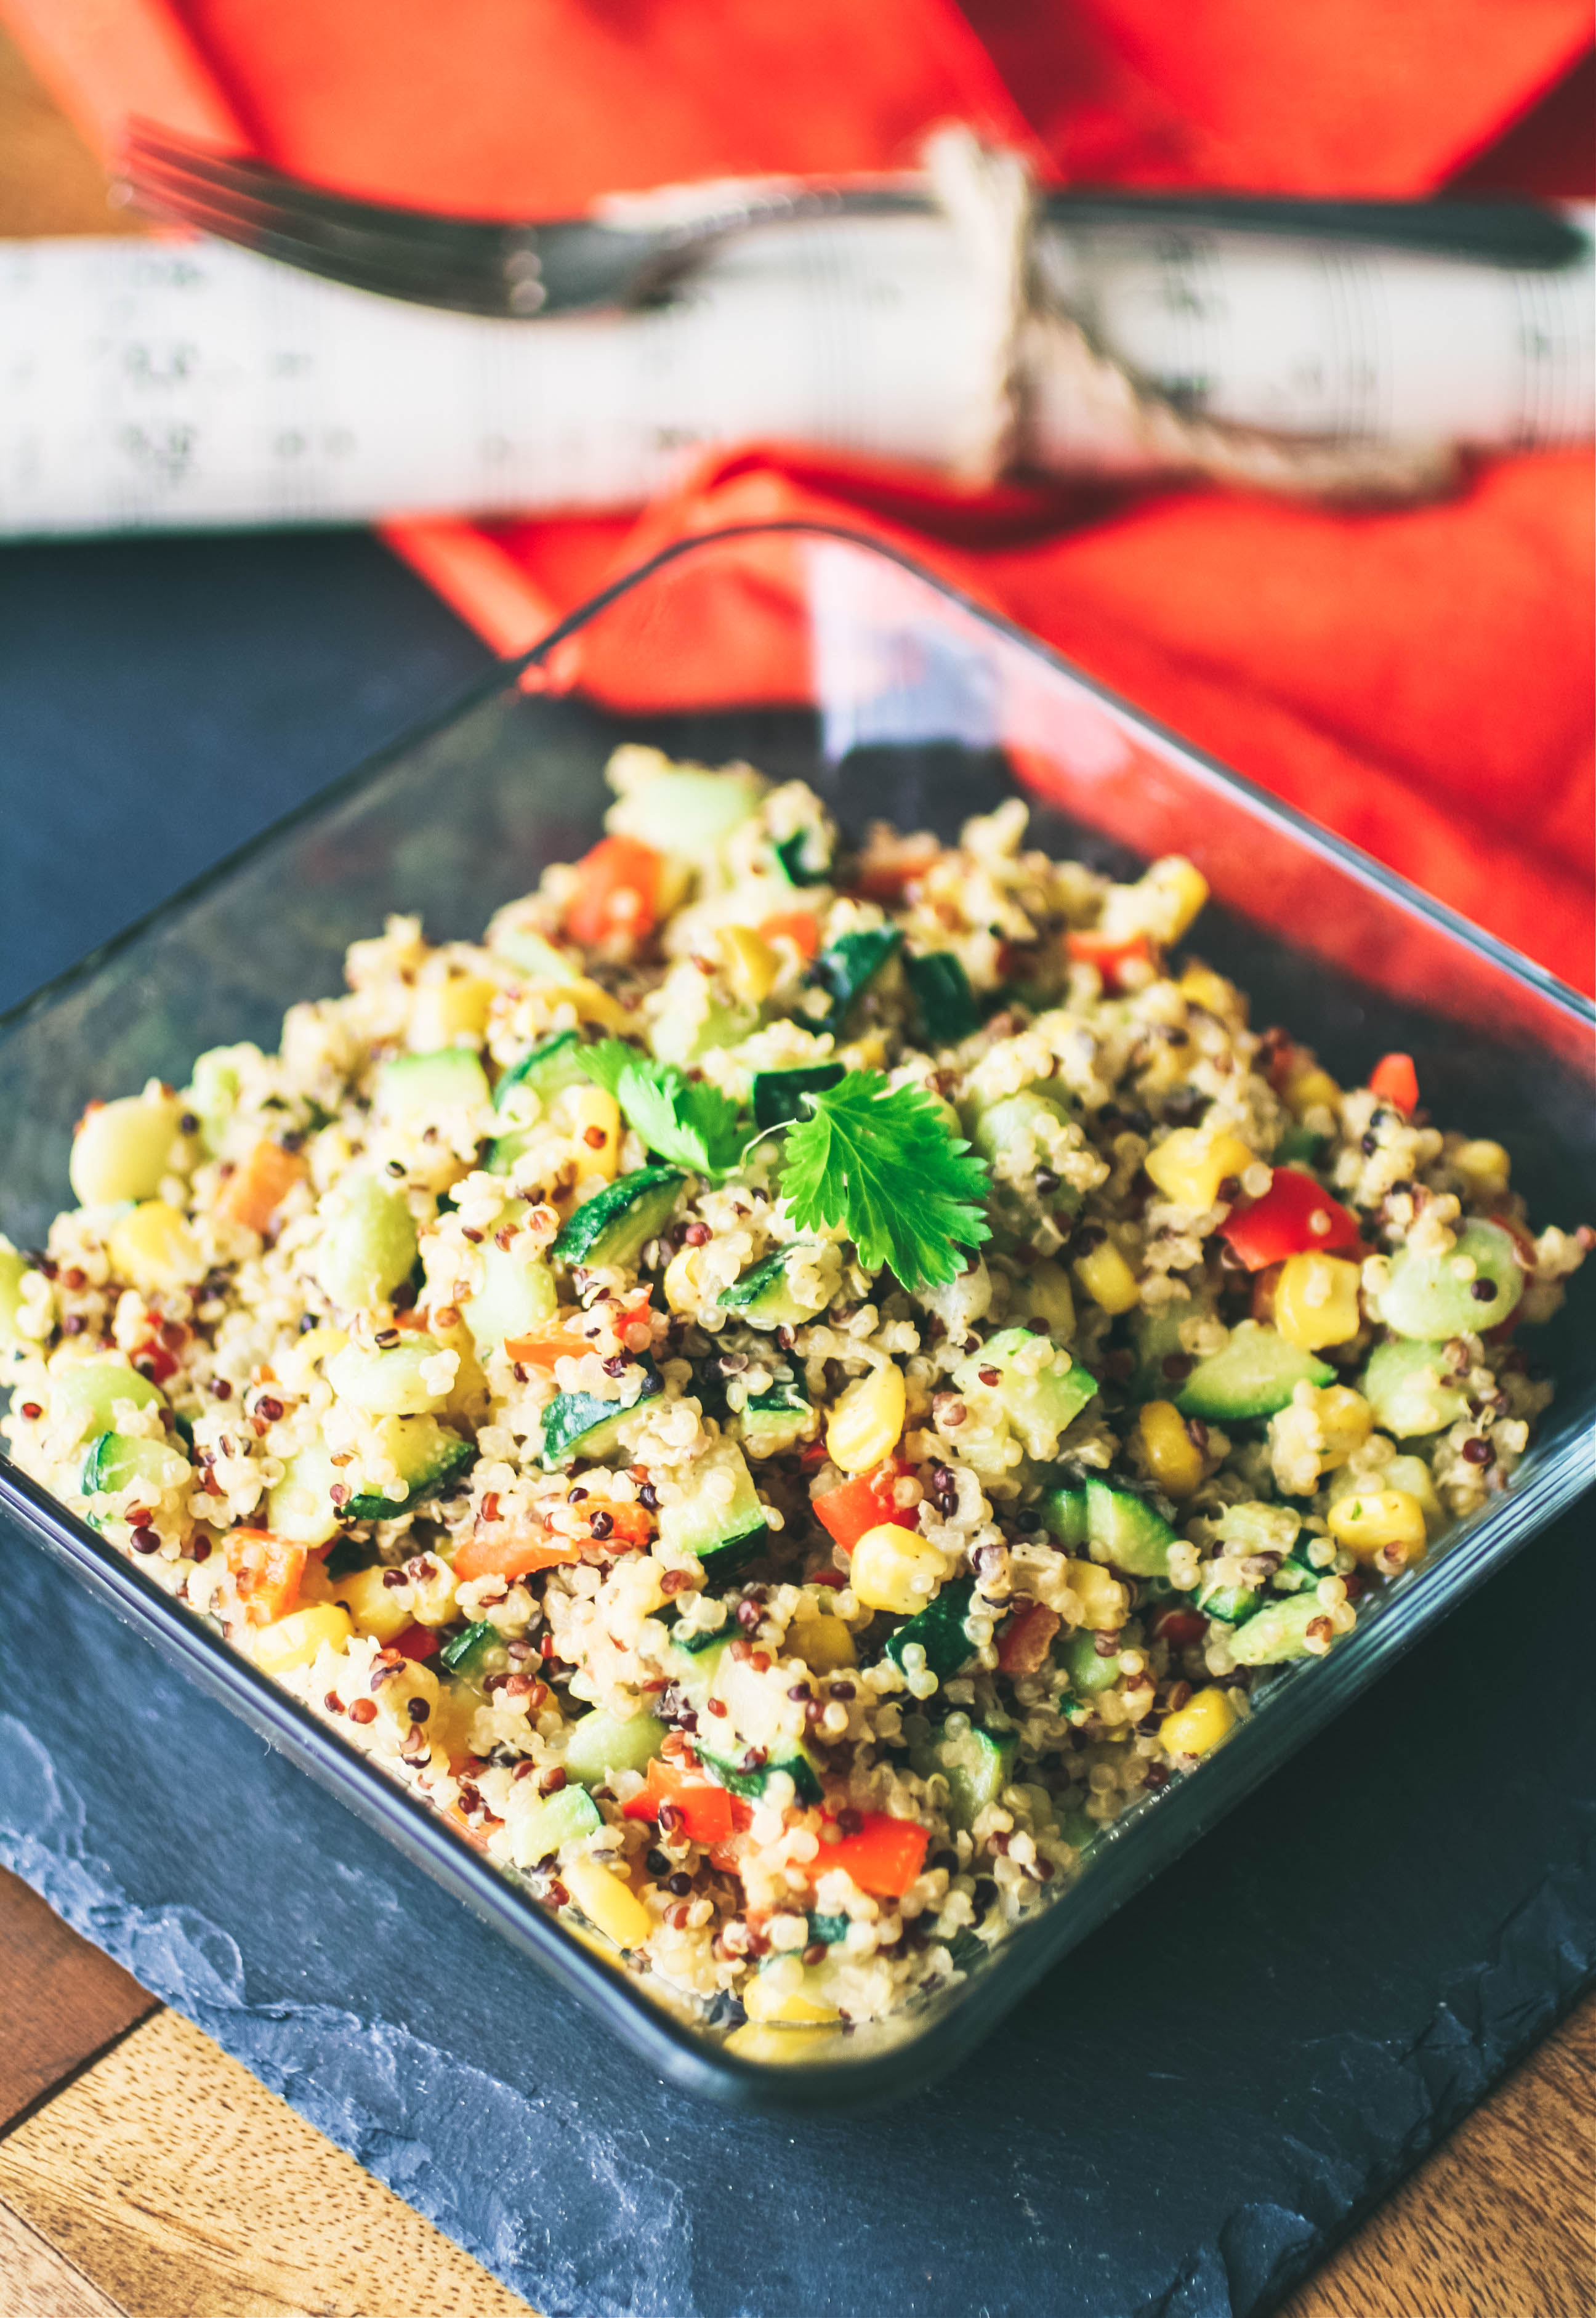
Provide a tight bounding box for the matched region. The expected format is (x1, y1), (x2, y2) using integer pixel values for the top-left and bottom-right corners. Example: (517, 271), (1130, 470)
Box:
(812, 1461), (916, 1552)
(1219, 1169), (1362, 1270)
(1368, 1052), (1419, 1117)
(812, 1811), (929, 1899)
(217, 1139), (306, 1235)
(622, 1758), (736, 1844)
(563, 834), (663, 948)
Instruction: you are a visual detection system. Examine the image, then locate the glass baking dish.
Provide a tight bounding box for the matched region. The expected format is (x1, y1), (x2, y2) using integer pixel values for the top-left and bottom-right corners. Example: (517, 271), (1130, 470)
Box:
(1, 522), (1590, 2114)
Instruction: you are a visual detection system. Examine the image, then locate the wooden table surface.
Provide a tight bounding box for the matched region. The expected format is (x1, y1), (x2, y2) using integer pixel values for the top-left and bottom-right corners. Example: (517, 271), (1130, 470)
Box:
(2, 32), (1594, 2315)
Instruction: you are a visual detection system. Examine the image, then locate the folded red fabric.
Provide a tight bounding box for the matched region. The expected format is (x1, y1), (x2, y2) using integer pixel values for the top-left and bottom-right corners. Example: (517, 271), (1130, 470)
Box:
(5, 0), (1590, 988)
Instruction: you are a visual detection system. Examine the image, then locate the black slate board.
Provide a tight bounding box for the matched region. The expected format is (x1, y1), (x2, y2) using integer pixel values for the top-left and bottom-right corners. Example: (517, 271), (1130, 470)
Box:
(1, 530), (1592, 2318)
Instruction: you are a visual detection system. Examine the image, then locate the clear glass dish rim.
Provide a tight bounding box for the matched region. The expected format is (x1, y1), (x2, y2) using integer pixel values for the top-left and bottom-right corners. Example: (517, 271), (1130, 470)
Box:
(0, 517), (1590, 2114)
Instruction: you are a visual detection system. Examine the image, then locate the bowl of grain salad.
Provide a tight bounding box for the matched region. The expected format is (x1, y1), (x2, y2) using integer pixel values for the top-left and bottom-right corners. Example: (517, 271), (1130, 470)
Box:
(2, 527), (1590, 2106)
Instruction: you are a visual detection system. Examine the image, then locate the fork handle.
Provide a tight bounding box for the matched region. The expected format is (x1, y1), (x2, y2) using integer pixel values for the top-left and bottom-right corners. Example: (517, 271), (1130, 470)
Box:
(1036, 190), (1586, 270)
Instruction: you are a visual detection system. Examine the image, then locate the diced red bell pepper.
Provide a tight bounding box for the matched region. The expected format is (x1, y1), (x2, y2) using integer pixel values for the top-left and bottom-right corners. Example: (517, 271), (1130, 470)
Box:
(758, 910), (822, 959)
(451, 1528), (581, 1583)
(131, 1337), (180, 1386)
(390, 1622), (440, 1662)
(996, 1601), (1061, 1677)
(1065, 929), (1155, 994)
(623, 1758), (736, 1846)
(812, 1461), (916, 1554)
(1368, 1052), (1419, 1117)
(813, 1811), (930, 1899)
(1219, 1169), (1363, 1271)
(563, 834), (663, 948)
(1147, 1603), (1209, 1649)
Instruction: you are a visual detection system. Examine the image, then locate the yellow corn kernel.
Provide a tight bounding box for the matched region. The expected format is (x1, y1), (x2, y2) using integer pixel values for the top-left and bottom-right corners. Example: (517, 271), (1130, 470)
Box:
(563, 1856), (653, 1951)
(253, 1602), (353, 1676)
(1316, 1385), (1374, 1470)
(826, 1363), (906, 1474)
(717, 924), (780, 1006)
(1273, 1253), (1363, 1351)
(1137, 1399), (1204, 1499)
(70, 1088), (185, 1206)
(743, 1973), (840, 2026)
(724, 2021), (842, 2061)
(1072, 1238), (1142, 1316)
(1176, 964), (1239, 1019)
(336, 1561), (416, 1642)
(849, 1524), (943, 1617)
(555, 1084), (623, 1183)
(1283, 1064), (1342, 1119)
(787, 1612), (858, 1673)
(1326, 1487), (1429, 1566)
(1143, 1126), (1256, 1214)
(408, 971), (496, 1051)
(1160, 1684), (1236, 1760)
(1453, 1139), (1511, 1200)
(281, 1323), (349, 1391)
(1018, 1258), (1075, 1335)
(839, 1033), (889, 1074)
(1065, 1559), (1129, 1631)
(557, 975), (627, 1032)
(663, 1245), (705, 1314)
(1142, 856), (1209, 943)
(107, 1199), (206, 1294)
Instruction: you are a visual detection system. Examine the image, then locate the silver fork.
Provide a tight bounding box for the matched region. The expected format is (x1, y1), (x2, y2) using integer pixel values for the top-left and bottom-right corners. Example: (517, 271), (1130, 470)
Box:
(118, 122), (1587, 319)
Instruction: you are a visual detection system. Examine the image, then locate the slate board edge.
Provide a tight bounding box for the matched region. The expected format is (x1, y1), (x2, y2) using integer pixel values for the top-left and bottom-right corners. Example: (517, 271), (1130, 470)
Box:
(2, 1702), (1590, 2318)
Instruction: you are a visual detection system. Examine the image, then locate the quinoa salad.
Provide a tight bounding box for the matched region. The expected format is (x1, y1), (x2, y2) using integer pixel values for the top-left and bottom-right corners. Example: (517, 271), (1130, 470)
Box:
(2, 749), (1586, 2046)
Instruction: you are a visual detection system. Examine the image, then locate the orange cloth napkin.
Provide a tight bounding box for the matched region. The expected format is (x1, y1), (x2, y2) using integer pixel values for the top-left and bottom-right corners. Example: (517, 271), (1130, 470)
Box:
(7, 0), (1592, 990)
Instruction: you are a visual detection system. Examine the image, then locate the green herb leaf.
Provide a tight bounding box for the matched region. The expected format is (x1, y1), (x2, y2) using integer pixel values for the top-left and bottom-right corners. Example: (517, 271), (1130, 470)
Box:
(579, 1041), (748, 1178)
(780, 1070), (991, 1290)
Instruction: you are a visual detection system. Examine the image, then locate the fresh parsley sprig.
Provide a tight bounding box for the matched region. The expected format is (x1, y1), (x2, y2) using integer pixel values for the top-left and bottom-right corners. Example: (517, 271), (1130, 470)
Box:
(579, 1041), (748, 1178)
(780, 1071), (991, 1290)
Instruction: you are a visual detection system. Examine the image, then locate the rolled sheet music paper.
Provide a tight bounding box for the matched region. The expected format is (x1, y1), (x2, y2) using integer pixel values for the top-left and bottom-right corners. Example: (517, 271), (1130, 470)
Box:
(0, 165), (1589, 536)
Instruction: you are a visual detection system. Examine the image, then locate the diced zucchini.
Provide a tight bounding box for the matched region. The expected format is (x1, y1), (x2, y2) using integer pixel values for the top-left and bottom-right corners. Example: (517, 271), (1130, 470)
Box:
(1228, 1590), (1336, 1665)
(439, 1617), (510, 1690)
(52, 1361), (165, 1442)
(1175, 1323), (1335, 1421)
(493, 1030), (592, 1121)
(79, 1430), (188, 1500)
(659, 1630), (731, 1710)
(884, 1575), (977, 1681)
(0, 1243), (28, 1347)
(1196, 1577), (1261, 1625)
(751, 1064), (844, 1133)
(344, 1415), (474, 1519)
(698, 1742), (823, 1807)
(315, 1174), (420, 1312)
(267, 1442), (346, 1548)
(775, 828), (832, 887)
(539, 1365), (664, 1469)
(1058, 1627), (1121, 1697)
(551, 1167), (683, 1269)
(518, 1782), (603, 1862)
(609, 761), (765, 856)
(1129, 1296), (1204, 1402)
(69, 1088), (184, 1206)
(718, 1243), (836, 1329)
(460, 1231), (558, 1356)
(1084, 1477), (1176, 1578)
(1377, 1219), (1524, 1341)
(564, 1708), (667, 1787)
(1275, 1123), (1328, 1167)
(658, 1437), (767, 1573)
(1039, 1484), (1089, 1551)
(905, 951), (980, 1046)
(1361, 1337), (1470, 1438)
(812, 928), (901, 1029)
(969, 1089), (1084, 1228)
(375, 1049), (490, 1121)
(327, 1336), (450, 1418)
(953, 1327), (1098, 1461)
(738, 1376), (817, 1461)
(908, 1716), (1016, 1828)
(185, 1044), (259, 1157)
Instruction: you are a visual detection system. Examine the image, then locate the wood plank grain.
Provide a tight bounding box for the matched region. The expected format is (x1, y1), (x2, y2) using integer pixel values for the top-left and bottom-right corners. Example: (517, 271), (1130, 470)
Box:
(1284, 1991), (1596, 2318)
(0, 1866), (158, 2131)
(0, 2195), (130, 2318)
(0, 2007), (536, 2318)
(0, 26), (142, 238)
